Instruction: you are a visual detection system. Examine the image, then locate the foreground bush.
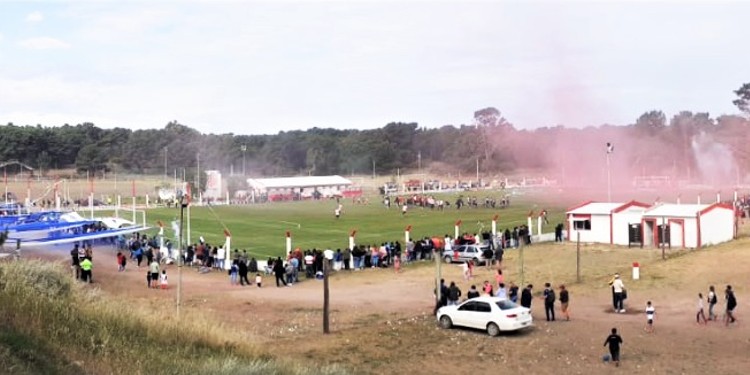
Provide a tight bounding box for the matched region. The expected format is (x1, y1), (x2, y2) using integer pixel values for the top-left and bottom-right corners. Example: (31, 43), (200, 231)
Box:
(0, 259), (347, 375)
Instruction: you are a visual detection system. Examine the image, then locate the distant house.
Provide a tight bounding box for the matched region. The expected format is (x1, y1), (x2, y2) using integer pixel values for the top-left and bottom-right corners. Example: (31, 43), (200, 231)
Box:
(246, 175), (360, 202)
(641, 203), (736, 249)
(566, 201), (651, 246)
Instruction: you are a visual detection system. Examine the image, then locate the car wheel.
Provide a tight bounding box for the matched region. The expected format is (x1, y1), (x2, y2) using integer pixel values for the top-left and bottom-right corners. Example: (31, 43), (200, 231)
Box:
(486, 322), (501, 337)
(439, 315), (453, 329)
(443, 256), (452, 264)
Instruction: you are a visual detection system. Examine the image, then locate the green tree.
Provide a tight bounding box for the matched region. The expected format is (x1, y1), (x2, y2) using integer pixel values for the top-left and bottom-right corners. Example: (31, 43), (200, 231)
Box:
(732, 83), (750, 115)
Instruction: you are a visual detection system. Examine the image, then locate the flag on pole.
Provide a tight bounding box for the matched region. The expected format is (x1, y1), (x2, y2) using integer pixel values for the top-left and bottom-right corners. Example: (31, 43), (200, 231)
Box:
(606, 142), (614, 154)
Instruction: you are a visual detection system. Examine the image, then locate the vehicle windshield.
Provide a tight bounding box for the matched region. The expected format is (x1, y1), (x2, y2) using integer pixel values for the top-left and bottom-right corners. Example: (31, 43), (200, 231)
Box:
(495, 300), (519, 310)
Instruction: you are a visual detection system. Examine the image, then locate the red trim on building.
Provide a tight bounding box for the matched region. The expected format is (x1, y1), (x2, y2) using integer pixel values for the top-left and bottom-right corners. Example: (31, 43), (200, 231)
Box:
(566, 213), (571, 241)
(642, 218), (657, 247)
(572, 214), (592, 219)
(698, 202), (734, 215)
(612, 200), (651, 213)
(566, 200), (596, 212)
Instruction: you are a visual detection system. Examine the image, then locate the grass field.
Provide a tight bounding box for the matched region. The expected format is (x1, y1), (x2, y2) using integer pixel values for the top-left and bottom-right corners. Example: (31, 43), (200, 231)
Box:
(116, 194), (566, 259)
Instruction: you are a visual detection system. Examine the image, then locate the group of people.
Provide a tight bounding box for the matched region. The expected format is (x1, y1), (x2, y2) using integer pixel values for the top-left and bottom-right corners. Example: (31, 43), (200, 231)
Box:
(69, 243), (94, 283)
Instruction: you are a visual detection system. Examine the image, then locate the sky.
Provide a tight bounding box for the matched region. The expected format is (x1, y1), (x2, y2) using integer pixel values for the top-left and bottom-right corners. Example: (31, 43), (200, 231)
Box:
(0, 0), (748, 135)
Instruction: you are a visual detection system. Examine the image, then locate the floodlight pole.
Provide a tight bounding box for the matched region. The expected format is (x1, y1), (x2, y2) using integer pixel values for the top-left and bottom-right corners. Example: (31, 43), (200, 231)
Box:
(519, 236), (525, 286)
(576, 231), (581, 283)
(661, 216), (666, 260)
(435, 247), (442, 303)
(177, 196), (187, 317)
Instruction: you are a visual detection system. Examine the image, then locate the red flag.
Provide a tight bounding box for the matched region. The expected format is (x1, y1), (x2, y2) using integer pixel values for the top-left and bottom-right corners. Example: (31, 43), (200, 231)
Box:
(350, 229), (357, 237)
(405, 225), (412, 231)
(224, 228), (231, 237)
(492, 214), (499, 221)
(455, 220), (462, 226)
(286, 231), (291, 238)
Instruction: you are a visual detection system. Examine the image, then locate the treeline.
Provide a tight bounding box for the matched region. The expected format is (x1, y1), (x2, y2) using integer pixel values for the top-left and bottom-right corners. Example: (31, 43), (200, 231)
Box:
(1, 107), (749, 185)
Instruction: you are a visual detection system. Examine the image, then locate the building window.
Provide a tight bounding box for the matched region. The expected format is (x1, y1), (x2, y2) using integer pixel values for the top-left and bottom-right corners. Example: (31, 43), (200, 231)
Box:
(573, 220), (591, 230)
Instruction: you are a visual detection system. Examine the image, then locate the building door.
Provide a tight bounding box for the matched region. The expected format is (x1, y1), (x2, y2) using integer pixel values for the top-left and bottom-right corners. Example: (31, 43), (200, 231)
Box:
(628, 223), (643, 248)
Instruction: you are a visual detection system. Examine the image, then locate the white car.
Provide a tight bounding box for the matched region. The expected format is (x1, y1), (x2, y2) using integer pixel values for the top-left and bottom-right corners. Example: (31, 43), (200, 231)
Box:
(437, 296), (533, 336)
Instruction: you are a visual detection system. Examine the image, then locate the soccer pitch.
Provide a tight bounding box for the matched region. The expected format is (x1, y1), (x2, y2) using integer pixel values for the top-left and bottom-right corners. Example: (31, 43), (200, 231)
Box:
(139, 196), (565, 259)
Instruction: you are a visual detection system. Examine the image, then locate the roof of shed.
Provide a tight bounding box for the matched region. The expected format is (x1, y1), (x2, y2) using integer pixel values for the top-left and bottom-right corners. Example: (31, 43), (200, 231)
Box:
(246, 175), (352, 189)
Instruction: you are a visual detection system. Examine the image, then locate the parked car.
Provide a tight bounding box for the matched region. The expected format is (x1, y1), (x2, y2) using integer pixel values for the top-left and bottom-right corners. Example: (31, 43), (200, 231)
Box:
(437, 296), (533, 336)
(443, 244), (490, 265)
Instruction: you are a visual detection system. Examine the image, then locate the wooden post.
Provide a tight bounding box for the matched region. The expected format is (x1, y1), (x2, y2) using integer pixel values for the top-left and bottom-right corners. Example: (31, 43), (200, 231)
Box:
(323, 259), (330, 334)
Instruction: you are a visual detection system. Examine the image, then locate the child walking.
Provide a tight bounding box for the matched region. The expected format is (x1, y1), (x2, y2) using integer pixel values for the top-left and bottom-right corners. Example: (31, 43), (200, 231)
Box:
(393, 255), (401, 273)
(116, 252), (126, 272)
(229, 261), (239, 285)
(255, 273), (262, 288)
(645, 301), (655, 333)
(160, 270), (169, 290)
(696, 293), (708, 324)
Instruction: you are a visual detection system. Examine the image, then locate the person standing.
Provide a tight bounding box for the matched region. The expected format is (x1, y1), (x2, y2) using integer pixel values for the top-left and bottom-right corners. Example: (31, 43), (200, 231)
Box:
(559, 285), (570, 321)
(707, 285), (718, 321)
(467, 285), (480, 299)
(70, 244), (81, 279)
(229, 260), (239, 286)
(342, 247), (352, 271)
(509, 282), (519, 303)
(495, 283), (508, 299)
(725, 285), (738, 326)
(79, 257), (93, 283)
(273, 257), (288, 287)
(447, 282), (462, 306)
(645, 301), (655, 333)
(149, 260), (160, 289)
(160, 270), (168, 290)
(543, 283), (556, 322)
(612, 274), (626, 313)
(521, 284), (533, 309)
(696, 293), (708, 324)
(238, 259), (250, 286)
(603, 328), (623, 367)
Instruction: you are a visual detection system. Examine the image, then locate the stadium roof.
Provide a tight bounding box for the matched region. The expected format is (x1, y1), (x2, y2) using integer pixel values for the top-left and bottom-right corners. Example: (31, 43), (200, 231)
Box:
(246, 175), (352, 190)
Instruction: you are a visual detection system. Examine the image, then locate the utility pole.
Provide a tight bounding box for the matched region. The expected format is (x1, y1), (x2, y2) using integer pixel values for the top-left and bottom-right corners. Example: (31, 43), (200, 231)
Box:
(241, 144), (247, 176)
(661, 217), (666, 260)
(576, 231), (581, 283)
(164, 146), (168, 181)
(177, 195), (187, 317)
(519, 235), (525, 286)
(476, 158), (479, 186)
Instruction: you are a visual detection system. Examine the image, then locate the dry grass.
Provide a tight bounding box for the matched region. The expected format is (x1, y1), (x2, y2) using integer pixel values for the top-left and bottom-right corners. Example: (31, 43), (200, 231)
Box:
(0, 259), (349, 375)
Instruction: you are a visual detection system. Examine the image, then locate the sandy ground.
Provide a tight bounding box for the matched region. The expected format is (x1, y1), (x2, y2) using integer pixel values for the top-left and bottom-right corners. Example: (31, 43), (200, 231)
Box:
(24, 236), (750, 375)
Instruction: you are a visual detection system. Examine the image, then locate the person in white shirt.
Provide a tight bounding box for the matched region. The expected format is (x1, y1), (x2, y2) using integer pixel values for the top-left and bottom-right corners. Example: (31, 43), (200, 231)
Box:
(612, 274), (626, 313)
(645, 301), (655, 333)
(495, 283), (508, 299)
(217, 247), (226, 270)
(696, 293), (708, 324)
